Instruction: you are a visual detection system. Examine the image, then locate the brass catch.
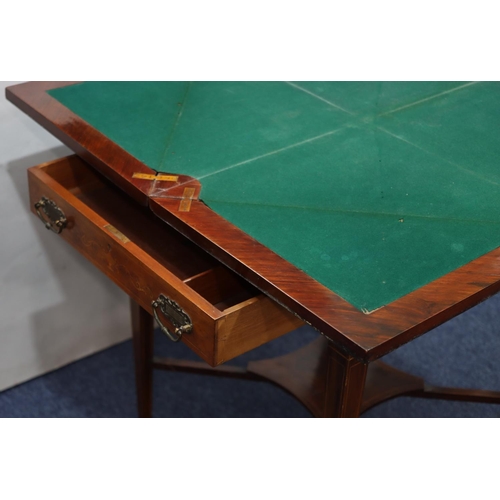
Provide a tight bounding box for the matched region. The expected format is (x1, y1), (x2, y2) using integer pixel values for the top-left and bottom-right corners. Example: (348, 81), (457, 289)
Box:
(34, 196), (67, 234)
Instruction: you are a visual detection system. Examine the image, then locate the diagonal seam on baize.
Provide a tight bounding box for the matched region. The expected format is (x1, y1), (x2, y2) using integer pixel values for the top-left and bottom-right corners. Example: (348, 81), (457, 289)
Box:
(376, 126), (500, 188)
(201, 198), (500, 225)
(157, 81), (193, 172)
(177, 127), (345, 185)
(284, 81), (355, 115)
(378, 81), (480, 116)
(172, 82), (485, 187)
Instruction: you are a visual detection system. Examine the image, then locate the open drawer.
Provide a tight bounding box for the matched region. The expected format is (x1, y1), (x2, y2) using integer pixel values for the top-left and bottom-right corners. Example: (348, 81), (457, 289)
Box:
(28, 155), (303, 366)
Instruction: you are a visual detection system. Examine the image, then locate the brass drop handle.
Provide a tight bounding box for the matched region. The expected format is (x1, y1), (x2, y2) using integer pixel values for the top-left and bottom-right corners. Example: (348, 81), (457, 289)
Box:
(34, 196), (67, 234)
(152, 294), (193, 342)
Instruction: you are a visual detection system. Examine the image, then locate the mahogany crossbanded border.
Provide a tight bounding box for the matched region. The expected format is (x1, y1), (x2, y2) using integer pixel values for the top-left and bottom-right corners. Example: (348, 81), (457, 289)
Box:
(7, 81), (500, 364)
(6, 82), (201, 206)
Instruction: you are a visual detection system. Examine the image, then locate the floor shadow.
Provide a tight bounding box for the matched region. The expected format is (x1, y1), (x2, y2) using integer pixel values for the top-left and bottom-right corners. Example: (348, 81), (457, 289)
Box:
(4, 149), (130, 397)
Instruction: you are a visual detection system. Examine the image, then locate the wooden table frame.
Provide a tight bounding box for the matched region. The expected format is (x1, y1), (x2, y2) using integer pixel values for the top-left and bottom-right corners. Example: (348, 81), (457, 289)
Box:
(131, 300), (500, 417)
(8, 81), (500, 417)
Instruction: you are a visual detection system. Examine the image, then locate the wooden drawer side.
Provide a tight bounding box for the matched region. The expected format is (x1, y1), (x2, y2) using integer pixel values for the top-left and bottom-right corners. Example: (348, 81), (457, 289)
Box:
(28, 164), (220, 364)
(27, 155), (304, 367)
(215, 296), (304, 365)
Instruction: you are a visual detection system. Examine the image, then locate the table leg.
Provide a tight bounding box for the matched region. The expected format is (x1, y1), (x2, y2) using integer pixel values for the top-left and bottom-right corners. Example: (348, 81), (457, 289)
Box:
(130, 299), (155, 418)
(323, 343), (368, 418)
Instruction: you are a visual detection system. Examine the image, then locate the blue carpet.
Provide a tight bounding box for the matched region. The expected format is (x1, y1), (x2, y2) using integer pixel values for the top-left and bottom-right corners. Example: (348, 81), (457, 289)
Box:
(1, 294), (500, 417)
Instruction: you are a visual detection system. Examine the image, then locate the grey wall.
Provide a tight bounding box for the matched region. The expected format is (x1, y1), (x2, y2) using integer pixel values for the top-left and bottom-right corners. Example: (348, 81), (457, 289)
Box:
(0, 81), (130, 391)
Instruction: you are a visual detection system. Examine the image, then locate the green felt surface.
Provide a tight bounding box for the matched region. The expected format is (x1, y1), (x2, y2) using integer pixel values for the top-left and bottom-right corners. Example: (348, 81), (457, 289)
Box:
(48, 82), (500, 312)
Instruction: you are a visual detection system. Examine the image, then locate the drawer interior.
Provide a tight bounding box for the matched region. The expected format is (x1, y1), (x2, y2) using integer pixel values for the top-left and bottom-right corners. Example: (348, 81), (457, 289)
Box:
(41, 157), (260, 312)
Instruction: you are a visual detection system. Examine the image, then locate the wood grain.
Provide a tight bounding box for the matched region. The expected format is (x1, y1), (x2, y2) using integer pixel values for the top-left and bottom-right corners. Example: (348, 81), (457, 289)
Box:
(216, 295), (304, 364)
(28, 156), (300, 366)
(151, 196), (500, 362)
(11, 81), (500, 364)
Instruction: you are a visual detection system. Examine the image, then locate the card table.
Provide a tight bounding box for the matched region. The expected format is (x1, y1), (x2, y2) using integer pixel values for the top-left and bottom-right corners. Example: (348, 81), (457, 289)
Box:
(7, 81), (500, 417)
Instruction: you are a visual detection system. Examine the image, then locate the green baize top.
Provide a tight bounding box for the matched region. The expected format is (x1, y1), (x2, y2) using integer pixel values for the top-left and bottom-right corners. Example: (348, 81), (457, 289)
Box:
(48, 82), (500, 312)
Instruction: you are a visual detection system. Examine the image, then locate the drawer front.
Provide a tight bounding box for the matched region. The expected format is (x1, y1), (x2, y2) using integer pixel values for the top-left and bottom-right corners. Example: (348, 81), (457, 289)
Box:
(28, 156), (303, 366)
(28, 161), (220, 363)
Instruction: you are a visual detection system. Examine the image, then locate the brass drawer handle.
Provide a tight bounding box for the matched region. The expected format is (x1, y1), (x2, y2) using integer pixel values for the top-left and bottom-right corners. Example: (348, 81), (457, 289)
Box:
(34, 196), (67, 234)
(152, 294), (193, 342)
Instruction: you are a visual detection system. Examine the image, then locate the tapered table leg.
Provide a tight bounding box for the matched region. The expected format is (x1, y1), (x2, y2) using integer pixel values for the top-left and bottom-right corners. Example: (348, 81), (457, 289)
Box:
(323, 343), (368, 418)
(130, 299), (155, 418)
(248, 336), (369, 417)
